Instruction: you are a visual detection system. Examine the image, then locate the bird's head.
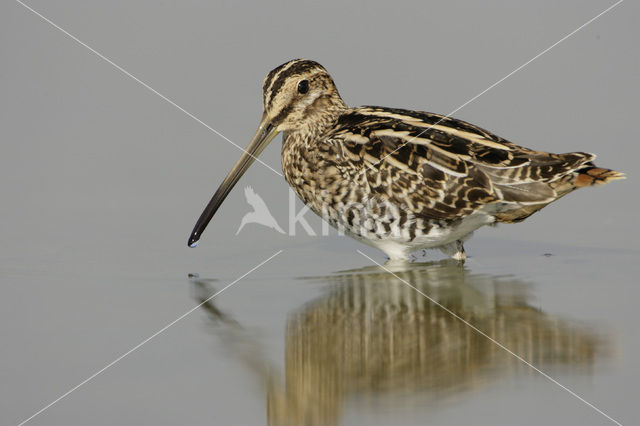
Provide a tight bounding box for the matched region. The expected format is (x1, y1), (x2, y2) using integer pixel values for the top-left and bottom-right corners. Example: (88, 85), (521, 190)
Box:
(261, 59), (346, 132)
(188, 59), (345, 248)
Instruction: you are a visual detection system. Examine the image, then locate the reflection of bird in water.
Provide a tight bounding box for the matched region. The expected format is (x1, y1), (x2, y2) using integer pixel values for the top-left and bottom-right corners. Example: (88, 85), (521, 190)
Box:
(236, 186), (285, 235)
(191, 262), (608, 426)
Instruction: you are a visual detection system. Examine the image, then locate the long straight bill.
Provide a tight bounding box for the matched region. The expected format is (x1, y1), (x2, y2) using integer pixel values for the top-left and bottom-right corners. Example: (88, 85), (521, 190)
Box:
(188, 114), (278, 247)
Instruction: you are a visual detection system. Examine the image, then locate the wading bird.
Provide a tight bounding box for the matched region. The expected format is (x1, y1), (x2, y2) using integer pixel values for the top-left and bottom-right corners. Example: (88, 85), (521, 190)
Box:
(188, 59), (623, 260)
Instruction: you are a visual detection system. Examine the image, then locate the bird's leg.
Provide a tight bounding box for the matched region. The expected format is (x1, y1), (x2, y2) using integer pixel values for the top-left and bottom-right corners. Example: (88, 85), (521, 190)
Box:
(451, 240), (466, 261)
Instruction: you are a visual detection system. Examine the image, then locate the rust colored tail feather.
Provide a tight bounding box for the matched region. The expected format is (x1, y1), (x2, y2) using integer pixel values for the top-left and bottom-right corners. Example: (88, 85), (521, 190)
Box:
(574, 166), (626, 187)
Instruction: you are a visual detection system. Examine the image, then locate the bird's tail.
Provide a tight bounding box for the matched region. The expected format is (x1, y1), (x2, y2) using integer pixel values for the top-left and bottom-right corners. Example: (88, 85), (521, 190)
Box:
(574, 166), (626, 188)
(496, 164), (624, 224)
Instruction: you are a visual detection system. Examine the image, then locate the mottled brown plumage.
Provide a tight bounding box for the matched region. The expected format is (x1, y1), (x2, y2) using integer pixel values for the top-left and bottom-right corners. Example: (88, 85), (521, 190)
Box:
(189, 59), (624, 260)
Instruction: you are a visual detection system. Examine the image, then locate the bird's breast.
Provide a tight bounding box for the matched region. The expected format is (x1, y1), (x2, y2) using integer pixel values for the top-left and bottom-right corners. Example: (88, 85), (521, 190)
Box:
(281, 132), (348, 211)
(281, 133), (420, 244)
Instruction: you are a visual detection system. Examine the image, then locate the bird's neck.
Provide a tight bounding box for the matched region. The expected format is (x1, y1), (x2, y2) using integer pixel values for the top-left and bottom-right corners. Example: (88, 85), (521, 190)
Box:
(290, 98), (349, 144)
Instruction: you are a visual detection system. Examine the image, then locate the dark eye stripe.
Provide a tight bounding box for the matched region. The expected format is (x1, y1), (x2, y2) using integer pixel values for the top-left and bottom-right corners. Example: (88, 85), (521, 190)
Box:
(264, 60), (325, 107)
(262, 69), (279, 96)
(271, 104), (294, 126)
(263, 60), (301, 103)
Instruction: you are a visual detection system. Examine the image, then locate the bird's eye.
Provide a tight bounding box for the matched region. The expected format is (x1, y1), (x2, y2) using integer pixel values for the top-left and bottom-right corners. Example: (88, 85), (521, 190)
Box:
(297, 79), (309, 94)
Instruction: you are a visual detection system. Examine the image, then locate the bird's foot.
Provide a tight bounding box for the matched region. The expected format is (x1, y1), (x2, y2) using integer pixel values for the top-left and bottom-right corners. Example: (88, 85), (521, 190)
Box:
(451, 240), (466, 261)
(451, 251), (466, 261)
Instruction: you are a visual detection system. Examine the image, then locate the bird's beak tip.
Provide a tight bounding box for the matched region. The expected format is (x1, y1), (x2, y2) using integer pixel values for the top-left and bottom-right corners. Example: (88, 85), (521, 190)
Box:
(187, 114), (278, 248)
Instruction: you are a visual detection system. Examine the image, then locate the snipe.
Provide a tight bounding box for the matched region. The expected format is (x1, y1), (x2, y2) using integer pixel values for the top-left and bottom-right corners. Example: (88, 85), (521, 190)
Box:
(188, 59), (623, 260)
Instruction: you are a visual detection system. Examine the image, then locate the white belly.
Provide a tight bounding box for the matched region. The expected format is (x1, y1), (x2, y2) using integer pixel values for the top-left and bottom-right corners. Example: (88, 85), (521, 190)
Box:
(321, 203), (495, 260)
(364, 212), (494, 260)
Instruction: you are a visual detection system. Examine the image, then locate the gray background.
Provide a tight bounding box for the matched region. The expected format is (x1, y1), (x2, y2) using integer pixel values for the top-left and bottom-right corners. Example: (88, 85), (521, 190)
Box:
(1, 1), (638, 425)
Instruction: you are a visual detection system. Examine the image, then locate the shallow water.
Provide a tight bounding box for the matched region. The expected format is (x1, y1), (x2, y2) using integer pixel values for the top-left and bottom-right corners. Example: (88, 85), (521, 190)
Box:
(2, 1), (640, 425)
(3, 236), (639, 425)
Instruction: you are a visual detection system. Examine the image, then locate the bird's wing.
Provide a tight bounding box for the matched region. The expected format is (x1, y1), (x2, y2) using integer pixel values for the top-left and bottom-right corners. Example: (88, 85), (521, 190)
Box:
(325, 106), (595, 220)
